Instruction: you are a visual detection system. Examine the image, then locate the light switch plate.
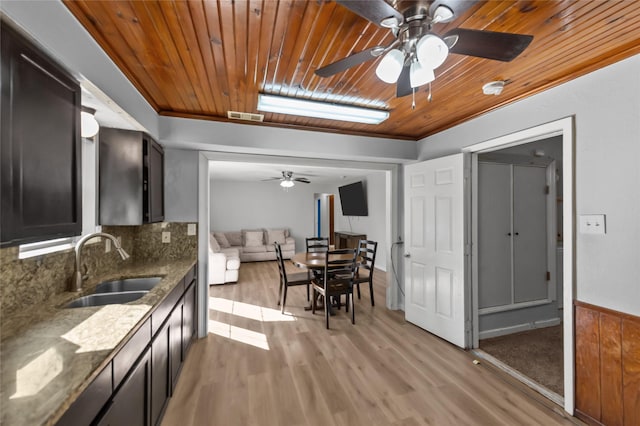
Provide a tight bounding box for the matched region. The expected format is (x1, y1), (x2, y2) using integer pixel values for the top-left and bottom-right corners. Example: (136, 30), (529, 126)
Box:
(187, 223), (196, 236)
(162, 231), (171, 243)
(579, 214), (606, 234)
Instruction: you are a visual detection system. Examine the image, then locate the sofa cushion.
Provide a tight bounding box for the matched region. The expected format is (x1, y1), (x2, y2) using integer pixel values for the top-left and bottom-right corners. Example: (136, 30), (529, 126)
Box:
(243, 230), (264, 247)
(214, 232), (231, 248)
(225, 231), (242, 247)
(266, 229), (286, 246)
(209, 234), (220, 252)
(242, 245), (267, 253)
(226, 257), (241, 270)
(220, 247), (240, 257)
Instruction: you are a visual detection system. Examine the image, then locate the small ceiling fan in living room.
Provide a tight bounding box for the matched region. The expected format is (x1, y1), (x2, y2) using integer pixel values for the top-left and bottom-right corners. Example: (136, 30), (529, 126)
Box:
(262, 171), (311, 188)
(314, 0), (533, 106)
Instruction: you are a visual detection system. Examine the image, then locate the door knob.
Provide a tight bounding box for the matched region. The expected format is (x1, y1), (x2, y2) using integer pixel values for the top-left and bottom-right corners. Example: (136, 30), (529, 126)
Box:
(404, 253), (411, 258)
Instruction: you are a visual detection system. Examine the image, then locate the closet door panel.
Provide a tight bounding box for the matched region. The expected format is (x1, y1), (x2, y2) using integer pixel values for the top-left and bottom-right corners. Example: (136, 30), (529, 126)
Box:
(478, 163), (512, 308)
(513, 165), (548, 303)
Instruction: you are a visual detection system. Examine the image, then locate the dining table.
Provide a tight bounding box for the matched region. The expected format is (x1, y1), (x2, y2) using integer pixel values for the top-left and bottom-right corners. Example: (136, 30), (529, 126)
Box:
(290, 251), (359, 311)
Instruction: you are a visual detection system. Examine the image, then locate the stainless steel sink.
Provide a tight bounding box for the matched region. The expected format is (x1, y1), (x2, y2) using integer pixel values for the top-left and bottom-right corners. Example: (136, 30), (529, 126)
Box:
(93, 276), (163, 294)
(65, 291), (148, 308)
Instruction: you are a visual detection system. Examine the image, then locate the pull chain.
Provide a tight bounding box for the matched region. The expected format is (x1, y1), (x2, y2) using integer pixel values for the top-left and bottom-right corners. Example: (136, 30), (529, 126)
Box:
(412, 88), (416, 110)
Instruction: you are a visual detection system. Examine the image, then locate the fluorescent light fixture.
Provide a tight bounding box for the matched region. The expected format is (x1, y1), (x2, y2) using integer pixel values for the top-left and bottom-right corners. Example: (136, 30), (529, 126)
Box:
(280, 179), (295, 188)
(81, 106), (99, 138)
(257, 94), (389, 125)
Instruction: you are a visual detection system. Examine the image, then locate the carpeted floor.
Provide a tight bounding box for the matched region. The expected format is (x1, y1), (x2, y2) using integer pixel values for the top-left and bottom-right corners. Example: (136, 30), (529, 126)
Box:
(480, 325), (564, 395)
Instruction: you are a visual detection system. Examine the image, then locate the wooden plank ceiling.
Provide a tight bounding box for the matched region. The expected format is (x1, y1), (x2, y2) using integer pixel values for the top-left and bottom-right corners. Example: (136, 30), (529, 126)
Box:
(63, 0), (640, 140)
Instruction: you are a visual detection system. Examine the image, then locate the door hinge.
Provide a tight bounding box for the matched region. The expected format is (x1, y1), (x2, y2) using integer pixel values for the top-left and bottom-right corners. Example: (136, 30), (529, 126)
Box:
(546, 271), (551, 281)
(545, 185), (550, 195)
(464, 244), (472, 256)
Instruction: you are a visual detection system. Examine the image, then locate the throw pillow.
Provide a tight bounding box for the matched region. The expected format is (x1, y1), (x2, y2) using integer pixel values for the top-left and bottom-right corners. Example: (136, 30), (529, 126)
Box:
(266, 229), (286, 245)
(209, 234), (221, 252)
(226, 231), (242, 246)
(214, 232), (231, 248)
(243, 230), (264, 247)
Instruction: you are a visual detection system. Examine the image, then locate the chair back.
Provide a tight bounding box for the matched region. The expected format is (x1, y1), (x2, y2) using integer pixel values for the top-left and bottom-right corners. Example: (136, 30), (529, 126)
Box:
(274, 242), (286, 285)
(356, 240), (378, 274)
(322, 248), (357, 288)
(306, 237), (329, 253)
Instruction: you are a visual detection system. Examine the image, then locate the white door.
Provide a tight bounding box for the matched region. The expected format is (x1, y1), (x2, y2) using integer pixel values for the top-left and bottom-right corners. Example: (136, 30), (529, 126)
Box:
(404, 154), (469, 348)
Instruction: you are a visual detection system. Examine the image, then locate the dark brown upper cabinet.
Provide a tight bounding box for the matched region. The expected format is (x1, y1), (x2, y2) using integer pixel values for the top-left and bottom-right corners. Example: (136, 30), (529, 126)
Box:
(0, 22), (82, 248)
(99, 127), (164, 225)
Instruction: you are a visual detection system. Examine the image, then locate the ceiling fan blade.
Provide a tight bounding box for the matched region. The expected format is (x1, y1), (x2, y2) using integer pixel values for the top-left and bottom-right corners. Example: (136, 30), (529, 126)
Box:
(294, 178), (311, 183)
(315, 47), (384, 78)
(336, 0), (404, 27)
(396, 64), (412, 98)
(261, 177), (282, 181)
(429, 0), (478, 22)
(444, 28), (533, 62)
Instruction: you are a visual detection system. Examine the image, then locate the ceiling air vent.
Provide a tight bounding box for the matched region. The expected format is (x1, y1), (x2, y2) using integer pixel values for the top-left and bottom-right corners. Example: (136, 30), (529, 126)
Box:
(227, 111), (264, 122)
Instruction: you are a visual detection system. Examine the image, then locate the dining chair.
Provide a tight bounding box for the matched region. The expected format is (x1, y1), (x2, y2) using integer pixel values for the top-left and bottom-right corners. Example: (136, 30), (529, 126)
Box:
(354, 240), (378, 306)
(311, 248), (358, 329)
(305, 237), (329, 252)
(275, 242), (311, 313)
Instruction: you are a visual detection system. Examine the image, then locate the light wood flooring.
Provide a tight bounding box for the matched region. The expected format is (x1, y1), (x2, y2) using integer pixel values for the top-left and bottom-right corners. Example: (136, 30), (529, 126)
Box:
(162, 261), (580, 426)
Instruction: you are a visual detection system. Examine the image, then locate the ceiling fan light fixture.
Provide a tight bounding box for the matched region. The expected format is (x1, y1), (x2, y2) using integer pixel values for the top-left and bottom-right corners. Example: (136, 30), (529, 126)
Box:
(380, 16), (400, 28)
(81, 106), (99, 138)
(257, 94), (389, 124)
(280, 179), (295, 188)
(375, 49), (405, 83)
(416, 34), (449, 70)
(410, 61), (435, 88)
(432, 5), (454, 23)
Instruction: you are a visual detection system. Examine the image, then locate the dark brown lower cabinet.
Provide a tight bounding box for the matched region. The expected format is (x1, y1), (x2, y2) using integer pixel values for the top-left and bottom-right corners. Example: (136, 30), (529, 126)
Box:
(151, 321), (170, 426)
(56, 265), (197, 426)
(97, 349), (151, 426)
(170, 303), (184, 392)
(182, 281), (196, 357)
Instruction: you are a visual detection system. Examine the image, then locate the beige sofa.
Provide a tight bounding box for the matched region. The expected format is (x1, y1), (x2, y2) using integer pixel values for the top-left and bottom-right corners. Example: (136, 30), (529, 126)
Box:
(211, 228), (295, 262)
(208, 234), (241, 285)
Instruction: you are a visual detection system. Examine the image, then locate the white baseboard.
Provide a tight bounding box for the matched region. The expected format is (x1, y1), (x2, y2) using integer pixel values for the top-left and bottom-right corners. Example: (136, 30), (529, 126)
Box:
(479, 317), (561, 339)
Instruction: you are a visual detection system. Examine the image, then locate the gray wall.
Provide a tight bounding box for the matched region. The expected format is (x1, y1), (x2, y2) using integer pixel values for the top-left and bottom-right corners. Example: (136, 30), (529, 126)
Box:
(164, 149), (199, 222)
(332, 172), (389, 271)
(208, 171), (390, 271)
(418, 54), (640, 317)
(209, 179), (334, 251)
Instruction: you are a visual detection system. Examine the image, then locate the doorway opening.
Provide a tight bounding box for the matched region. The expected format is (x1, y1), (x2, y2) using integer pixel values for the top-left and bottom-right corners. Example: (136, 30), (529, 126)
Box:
(474, 136), (564, 403)
(314, 193), (335, 244)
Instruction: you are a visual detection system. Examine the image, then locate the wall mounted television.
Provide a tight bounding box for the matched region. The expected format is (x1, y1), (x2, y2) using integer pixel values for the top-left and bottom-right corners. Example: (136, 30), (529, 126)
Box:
(338, 181), (368, 216)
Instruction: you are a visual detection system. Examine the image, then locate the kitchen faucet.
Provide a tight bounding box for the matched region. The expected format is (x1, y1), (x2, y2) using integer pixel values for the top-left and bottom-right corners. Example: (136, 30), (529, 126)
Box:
(74, 232), (130, 292)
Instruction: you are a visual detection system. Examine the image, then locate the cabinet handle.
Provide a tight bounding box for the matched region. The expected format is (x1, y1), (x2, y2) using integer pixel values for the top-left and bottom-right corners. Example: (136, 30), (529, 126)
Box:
(507, 232), (512, 236)
(514, 232), (519, 236)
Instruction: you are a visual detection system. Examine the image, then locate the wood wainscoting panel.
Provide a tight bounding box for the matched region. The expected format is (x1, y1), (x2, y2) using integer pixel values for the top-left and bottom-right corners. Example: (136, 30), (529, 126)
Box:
(600, 314), (623, 426)
(622, 319), (640, 425)
(575, 301), (640, 426)
(575, 305), (602, 420)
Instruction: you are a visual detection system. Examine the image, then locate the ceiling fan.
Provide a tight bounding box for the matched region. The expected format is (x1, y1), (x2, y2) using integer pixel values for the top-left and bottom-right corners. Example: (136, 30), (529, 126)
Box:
(314, 0), (534, 100)
(262, 171), (311, 188)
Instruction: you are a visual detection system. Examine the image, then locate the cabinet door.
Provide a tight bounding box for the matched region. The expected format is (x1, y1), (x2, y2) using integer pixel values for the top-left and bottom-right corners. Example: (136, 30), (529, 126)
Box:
(477, 162), (512, 308)
(513, 165), (548, 303)
(145, 137), (164, 223)
(97, 350), (151, 426)
(151, 321), (170, 426)
(1, 24), (81, 247)
(169, 304), (183, 393)
(182, 281), (196, 357)
(99, 128), (144, 225)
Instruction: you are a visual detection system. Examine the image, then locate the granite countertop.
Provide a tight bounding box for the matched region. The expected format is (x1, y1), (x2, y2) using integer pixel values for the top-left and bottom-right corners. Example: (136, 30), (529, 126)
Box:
(0, 258), (196, 426)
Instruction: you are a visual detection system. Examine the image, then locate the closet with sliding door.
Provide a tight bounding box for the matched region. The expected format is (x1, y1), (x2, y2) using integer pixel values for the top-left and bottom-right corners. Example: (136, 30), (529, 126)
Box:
(477, 154), (558, 336)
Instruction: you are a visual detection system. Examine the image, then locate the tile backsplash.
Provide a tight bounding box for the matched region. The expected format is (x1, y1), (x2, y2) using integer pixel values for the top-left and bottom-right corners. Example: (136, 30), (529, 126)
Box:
(0, 222), (197, 317)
